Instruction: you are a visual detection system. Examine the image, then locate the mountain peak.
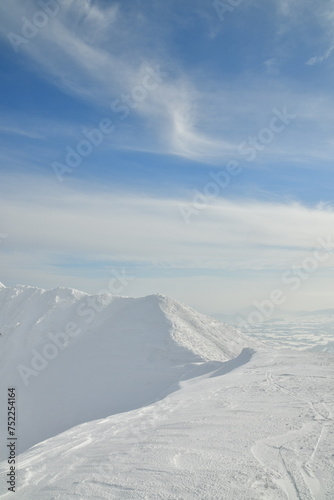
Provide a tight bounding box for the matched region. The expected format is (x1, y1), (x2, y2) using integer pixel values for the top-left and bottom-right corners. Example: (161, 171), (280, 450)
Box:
(0, 283), (253, 459)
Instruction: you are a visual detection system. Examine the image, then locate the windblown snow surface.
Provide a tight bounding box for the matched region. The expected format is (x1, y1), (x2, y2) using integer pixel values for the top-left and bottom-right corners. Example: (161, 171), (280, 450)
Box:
(0, 283), (333, 499)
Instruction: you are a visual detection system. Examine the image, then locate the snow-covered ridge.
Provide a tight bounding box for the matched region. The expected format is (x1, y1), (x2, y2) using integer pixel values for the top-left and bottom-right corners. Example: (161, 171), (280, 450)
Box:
(0, 284), (333, 499)
(0, 283), (252, 459)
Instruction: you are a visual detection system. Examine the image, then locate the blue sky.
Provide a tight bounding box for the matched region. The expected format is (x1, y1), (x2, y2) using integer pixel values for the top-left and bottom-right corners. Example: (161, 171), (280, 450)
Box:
(0, 0), (334, 316)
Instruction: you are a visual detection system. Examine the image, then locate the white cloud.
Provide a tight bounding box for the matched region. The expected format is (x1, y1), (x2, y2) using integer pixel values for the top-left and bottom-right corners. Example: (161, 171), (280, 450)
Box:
(1, 0), (334, 166)
(1, 173), (334, 313)
(0, 126), (44, 139)
(306, 45), (334, 66)
(1, 173), (334, 268)
(0, 0), (223, 164)
(304, 1), (334, 65)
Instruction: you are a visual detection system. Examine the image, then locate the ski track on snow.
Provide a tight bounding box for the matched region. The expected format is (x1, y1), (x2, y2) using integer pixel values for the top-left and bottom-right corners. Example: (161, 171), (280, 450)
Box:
(251, 370), (333, 500)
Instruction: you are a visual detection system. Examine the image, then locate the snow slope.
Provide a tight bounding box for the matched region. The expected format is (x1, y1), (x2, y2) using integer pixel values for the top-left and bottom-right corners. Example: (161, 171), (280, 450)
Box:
(0, 284), (250, 460)
(0, 349), (333, 499)
(0, 284), (333, 499)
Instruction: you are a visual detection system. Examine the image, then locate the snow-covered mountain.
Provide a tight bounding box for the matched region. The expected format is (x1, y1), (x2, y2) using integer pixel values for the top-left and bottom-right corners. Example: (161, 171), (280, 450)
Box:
(0, 283), (251, 460)
(0, 283), (333, 499)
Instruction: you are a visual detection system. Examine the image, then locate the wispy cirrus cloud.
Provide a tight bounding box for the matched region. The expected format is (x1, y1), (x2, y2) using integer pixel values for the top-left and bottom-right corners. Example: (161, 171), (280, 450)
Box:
(306, 46), (334, 66)
(0, 0), (212, 162)
(1, 0), (334, 167)
(0, 126), (44, 140)
(0, 0), (234, 164)
(303, 0), (334, 65)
